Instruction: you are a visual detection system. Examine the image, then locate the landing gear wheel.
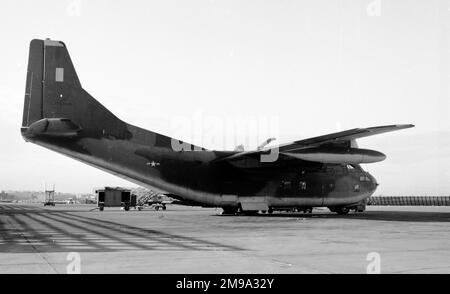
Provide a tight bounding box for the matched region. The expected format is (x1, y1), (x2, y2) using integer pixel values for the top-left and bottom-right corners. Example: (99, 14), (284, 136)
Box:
(333, 207), (349, 215)
(268, 208), (273, 214)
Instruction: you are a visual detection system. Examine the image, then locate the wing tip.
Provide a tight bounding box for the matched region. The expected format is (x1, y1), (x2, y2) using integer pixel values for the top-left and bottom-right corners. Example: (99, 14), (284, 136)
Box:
(396, 124), (415, 129)
(368, 124), (415, 131)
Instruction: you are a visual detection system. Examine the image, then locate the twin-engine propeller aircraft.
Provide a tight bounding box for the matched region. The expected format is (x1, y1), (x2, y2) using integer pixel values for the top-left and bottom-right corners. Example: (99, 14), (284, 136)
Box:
(21, 39), (413, 215)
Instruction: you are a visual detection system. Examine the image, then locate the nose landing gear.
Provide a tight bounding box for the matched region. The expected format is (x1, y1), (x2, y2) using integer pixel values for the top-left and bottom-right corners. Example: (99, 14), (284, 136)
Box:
(328, 206), (350, 215)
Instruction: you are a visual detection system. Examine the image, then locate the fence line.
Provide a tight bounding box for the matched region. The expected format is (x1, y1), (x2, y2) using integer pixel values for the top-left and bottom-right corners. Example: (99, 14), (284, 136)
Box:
(367, 196), (450, 206)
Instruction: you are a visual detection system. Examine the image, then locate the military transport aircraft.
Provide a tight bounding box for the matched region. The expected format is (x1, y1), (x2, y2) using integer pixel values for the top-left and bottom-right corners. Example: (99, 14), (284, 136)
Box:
(21, 39), (413, 215)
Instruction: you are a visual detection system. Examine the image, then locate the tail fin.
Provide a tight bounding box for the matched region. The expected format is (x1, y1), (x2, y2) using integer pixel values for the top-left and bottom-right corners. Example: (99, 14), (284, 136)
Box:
(21, 39), (130, 140)
(22, 39), (81, 128)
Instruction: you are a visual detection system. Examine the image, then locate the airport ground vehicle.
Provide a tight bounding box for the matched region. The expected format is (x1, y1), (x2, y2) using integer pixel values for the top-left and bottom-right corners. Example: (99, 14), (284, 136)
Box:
(137, 203), (167, 211)
(136, 192), (169, 211)
(96, 187), (137, 211)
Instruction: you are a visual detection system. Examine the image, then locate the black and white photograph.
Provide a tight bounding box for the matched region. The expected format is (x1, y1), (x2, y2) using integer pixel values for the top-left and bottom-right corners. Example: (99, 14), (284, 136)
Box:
(1, 0), (450, 281)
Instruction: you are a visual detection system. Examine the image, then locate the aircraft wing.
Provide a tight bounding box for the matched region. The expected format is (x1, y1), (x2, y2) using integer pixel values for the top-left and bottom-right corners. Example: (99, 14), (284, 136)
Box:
(217, 124), (414, 163)
(277, 124), (414, 152)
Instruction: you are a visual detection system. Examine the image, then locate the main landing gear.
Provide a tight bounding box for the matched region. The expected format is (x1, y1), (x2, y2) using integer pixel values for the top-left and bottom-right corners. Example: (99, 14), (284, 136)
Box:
(328, 206), (350, 215)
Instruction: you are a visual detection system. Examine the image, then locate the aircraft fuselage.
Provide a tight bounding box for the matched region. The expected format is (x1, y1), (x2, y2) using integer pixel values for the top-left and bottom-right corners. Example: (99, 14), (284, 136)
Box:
(23, 122), (377, 210)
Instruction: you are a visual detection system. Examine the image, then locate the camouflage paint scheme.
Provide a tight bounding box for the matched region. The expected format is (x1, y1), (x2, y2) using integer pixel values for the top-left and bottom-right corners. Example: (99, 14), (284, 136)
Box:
(21, 39), (413, 214)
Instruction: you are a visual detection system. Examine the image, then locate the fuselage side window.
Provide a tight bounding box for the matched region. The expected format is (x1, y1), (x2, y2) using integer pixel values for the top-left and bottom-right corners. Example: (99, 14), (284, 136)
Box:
(299, 181), (307, 190)
(281, 180), (291, 190)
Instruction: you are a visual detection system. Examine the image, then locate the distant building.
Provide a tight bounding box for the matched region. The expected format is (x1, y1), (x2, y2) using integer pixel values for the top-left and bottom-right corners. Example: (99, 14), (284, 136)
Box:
(0, 191), (15, 201)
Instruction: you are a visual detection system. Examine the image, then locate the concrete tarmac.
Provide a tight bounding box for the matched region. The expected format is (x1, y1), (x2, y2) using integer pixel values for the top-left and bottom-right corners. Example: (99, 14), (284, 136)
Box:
(1, 203), (450, 273)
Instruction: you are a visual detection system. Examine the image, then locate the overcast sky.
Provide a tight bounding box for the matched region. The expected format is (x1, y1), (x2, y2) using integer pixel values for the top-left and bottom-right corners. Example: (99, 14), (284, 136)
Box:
(1, 0), (449, 195)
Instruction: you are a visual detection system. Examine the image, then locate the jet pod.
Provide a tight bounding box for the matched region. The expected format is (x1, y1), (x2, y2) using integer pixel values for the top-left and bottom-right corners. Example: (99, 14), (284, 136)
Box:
(283, 147), (386, 164)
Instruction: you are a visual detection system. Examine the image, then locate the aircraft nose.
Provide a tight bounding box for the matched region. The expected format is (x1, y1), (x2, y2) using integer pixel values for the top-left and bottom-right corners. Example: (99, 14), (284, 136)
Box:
(367, 172), (378, 188)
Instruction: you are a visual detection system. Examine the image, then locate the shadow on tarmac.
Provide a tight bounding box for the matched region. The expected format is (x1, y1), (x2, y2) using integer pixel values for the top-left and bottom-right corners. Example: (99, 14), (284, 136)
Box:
(218, 209), (450, 222)
(0, 204), (244, 253)
(2, 204), (449, 254)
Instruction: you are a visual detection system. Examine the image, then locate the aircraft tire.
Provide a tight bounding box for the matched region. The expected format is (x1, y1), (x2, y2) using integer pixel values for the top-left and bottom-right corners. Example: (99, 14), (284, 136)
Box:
(335, 207), (349, 215)
(328, 206), (350, 215)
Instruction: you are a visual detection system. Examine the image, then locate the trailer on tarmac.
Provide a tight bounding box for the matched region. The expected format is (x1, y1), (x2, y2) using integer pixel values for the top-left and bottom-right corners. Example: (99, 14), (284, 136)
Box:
(95, 187), (136, 211)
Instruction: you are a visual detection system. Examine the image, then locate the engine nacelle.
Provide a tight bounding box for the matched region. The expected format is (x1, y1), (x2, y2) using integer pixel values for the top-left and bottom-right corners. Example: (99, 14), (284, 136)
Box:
(283, 147), (386, 164)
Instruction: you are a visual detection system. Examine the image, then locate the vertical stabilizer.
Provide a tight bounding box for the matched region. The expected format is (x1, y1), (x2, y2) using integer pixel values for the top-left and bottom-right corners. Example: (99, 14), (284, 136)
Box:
(22, 39), (81, 128)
